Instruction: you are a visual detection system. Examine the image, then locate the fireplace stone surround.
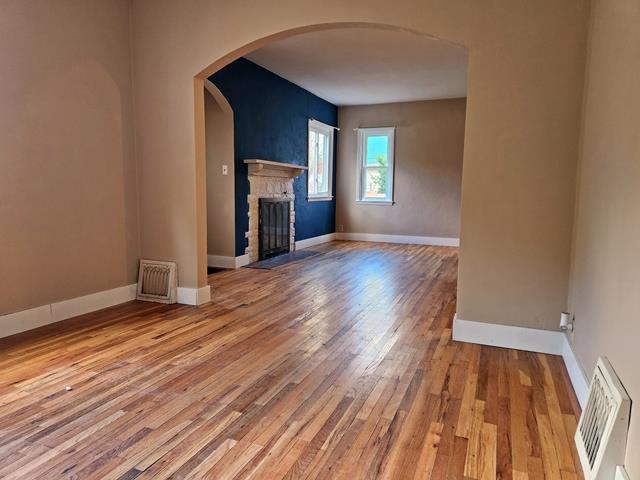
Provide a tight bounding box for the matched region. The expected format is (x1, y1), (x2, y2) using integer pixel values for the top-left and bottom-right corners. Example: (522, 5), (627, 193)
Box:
(244, 159), (307, 263)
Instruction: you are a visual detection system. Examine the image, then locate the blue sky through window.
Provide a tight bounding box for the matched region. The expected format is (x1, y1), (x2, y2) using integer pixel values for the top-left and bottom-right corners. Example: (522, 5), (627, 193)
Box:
(366, 136), (388, 165)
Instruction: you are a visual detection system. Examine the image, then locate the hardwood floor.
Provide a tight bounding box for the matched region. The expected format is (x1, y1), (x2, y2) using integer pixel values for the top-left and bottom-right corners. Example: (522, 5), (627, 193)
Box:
(0, 241), (583, 479)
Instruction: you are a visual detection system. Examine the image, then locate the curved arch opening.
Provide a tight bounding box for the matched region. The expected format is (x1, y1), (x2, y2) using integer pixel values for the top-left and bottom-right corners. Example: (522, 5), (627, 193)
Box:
(195, 22), (469, 284)
(195, 22), (467, 80)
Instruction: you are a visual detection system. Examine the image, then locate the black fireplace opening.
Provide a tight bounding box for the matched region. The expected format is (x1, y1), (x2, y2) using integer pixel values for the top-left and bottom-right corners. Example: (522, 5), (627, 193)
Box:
(258, 198), (291, 260)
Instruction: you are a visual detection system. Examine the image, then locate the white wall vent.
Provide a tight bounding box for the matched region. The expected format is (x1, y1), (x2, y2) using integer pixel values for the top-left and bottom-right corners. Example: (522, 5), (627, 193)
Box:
(136, 260), (177, 304)
(575, 357), (631, 480)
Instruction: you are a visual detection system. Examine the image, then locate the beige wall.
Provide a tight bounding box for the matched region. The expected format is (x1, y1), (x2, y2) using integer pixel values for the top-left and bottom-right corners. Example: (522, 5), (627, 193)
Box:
(568, 0), (640, 474)
(205, 90), (235, 257)
(0, 0), (138, 315)
(336, 99), (465, 238)
(6, 0), (640, 465)
(132, 0), (589, 332)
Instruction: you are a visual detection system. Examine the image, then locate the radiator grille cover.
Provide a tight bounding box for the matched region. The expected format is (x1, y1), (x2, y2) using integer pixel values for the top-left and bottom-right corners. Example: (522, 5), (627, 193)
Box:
(136, 260), (177, 304)
(575, 357), (630, 480)
(580, 373), (613, 468)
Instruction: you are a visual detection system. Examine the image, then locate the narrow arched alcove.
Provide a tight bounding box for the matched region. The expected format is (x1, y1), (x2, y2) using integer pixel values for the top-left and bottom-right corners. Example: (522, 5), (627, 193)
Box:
(203, 80), (236, 269)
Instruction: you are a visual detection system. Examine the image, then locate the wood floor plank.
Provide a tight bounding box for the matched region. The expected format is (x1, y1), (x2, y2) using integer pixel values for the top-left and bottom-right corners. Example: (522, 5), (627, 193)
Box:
(0, 241), (583, 479)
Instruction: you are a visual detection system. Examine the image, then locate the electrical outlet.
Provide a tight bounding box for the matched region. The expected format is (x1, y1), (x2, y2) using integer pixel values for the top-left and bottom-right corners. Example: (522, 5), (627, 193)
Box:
(338, 224), (344, 232)
(222, 165), (228, 175)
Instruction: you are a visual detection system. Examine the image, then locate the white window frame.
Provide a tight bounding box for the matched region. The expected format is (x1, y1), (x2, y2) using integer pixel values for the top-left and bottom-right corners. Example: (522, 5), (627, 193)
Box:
(356, 126), (395, 205)
(307, 119), (335, 202)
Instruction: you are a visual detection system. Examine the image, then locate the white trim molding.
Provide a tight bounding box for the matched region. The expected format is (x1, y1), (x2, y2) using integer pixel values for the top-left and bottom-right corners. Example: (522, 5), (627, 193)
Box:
(177, 285), (211, 306)
(355, 200), (395, 206)
(295, 233), (337, 250)
(207, 255), (236, 269)
(452, 316), (564, 354)
(561, 334), (589, 408)
(307, 196), (333, 202)
(207, 254), (250, 269)
(453, 315), (589, 408)
(1, 282), (216, 340)
(615, 466), (631, 480)
(0, 284), (137, 339)
(235, 254), (250, 268)
(336, 232), (459, 247)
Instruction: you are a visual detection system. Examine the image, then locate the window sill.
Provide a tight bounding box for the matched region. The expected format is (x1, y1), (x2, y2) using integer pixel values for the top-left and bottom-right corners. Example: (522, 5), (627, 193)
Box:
(307, 196), (334, 202)
(356, 200), (394, 206)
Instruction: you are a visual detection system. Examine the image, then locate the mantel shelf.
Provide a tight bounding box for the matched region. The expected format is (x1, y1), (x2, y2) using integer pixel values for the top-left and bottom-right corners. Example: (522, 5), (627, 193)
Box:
(244, 159), (307, 179)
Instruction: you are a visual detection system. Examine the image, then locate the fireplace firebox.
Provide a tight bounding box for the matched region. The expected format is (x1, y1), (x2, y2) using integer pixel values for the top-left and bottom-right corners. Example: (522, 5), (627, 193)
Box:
(258, 198), (291, 260)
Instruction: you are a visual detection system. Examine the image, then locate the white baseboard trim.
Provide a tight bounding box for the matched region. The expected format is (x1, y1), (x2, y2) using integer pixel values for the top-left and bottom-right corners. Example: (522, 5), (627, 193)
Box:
(295, 232), (337, 249)
(452, 315), (589, 408)
(207, 254), (236, 269)
(336, 232), (459, 247)
(177, 285), (211, 306)
(235, 254), (250, 268)
(560, 333), (589, 408)
(1, 282), (216, 339)
(452, 316), (564, 355)
(207, 254), (250, 269)
(0, 284), (137, 339)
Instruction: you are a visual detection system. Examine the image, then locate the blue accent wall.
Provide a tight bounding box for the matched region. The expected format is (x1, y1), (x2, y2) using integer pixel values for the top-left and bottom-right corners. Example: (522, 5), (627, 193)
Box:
(209, 58), (337, 256)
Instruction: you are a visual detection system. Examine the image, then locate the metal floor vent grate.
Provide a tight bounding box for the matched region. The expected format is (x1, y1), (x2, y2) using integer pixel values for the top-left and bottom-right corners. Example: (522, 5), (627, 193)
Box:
(136, 260), (177, 304)
(575, 357), (630, 480)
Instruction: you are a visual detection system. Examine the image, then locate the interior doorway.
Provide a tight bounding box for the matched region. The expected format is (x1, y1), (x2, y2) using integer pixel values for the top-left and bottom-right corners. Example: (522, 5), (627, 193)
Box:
(195, 23), (468, 280)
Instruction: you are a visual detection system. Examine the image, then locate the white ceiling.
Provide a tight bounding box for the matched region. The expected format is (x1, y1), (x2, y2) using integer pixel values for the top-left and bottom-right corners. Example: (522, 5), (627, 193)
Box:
(245, 28), (468, 106)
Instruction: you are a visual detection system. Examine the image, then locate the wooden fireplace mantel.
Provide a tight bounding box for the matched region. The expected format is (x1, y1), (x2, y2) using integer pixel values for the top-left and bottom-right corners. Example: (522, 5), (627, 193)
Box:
(244, 159), (307, 178)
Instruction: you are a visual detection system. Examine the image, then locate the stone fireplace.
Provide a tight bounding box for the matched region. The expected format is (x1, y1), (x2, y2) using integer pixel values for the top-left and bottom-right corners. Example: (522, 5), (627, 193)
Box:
(244, 159), (307, 263)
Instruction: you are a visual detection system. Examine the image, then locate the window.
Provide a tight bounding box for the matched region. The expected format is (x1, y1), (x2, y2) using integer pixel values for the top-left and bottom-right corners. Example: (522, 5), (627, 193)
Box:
(356, 127), (395, 204)
(308, 119), (334, 201)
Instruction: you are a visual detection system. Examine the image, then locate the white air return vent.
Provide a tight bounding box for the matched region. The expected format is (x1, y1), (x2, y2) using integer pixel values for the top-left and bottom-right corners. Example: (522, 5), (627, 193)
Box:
(136, 260), (177, 304)
(575, 357), (631, 480)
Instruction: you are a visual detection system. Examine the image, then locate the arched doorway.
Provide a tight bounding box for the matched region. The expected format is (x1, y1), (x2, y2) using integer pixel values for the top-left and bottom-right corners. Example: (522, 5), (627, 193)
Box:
(193, 23), (468, 287)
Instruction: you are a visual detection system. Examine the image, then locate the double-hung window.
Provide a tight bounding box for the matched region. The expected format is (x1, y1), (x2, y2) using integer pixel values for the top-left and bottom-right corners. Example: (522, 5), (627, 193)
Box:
(356, 127), (395, 204)
(307, 119), (334, 201)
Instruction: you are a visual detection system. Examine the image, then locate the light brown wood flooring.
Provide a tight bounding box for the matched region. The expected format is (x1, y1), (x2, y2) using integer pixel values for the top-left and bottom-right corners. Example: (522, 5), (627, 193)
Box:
(0, 241), (583, 479)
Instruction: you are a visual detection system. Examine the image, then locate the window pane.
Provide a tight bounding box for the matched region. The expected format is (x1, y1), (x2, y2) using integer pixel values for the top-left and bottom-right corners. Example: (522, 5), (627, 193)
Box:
(308, 130), (317, 194)
(320, 133), (329, 194)
(308, 122), (333, 198)
(364, 167), (388, 198)
(366, 135), (388, 167)
(358, 128), (393, 202)
(317, 132), (325, 193)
